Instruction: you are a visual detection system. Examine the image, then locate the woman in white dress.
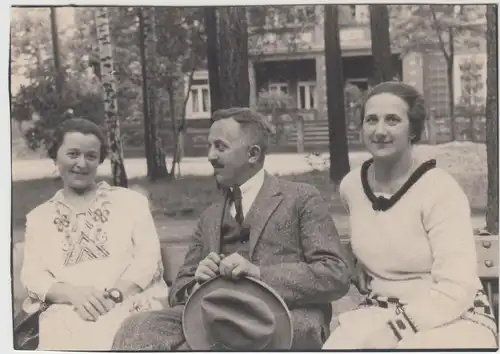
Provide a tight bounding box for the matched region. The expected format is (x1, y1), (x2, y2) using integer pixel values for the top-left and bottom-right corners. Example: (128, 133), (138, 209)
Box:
(20, 118), (169, 351)
(323, 82), (497, 350)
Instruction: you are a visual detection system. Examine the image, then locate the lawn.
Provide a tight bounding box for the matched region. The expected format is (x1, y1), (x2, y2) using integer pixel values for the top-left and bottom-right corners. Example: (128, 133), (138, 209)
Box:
(12, 142), (488, 234)
(11, 171), (349, 239)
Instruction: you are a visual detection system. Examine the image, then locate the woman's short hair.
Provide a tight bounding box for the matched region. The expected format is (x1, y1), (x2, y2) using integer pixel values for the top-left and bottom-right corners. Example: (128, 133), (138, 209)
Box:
(361, 81), (427, 144)
(212, 107), (276, 156)
(47, 118), (108, 163)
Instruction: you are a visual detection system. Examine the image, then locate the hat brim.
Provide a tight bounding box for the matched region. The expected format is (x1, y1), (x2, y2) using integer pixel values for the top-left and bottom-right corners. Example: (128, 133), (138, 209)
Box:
(183, 276), (293, 350)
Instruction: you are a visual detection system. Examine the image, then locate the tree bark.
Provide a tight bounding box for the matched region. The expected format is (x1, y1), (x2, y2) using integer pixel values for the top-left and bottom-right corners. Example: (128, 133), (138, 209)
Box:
(95, 7), (128, 187)
(324, 4), (350, 185)
(447, 30), (456, 141)
(369, 4), (393, 84)
(138, 8), (153, 178)
(141, 7), (168, 181)
(50, 8), (64, 106)
(204, 7), (222, 118)
(486, 4), (498, 234)
(217, 7), (250, 108)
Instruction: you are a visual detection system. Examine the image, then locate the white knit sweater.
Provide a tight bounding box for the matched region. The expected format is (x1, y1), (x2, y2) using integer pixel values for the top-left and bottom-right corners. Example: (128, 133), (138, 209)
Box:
(340, 162), (482, 331)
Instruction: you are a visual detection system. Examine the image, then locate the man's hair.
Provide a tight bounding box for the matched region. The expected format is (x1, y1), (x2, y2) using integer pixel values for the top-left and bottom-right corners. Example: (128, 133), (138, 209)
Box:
(212, 107), (276, 157)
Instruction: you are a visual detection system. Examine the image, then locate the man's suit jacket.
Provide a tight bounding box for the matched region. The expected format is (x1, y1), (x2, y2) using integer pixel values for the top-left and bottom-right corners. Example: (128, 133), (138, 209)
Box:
(169, 172), (352, 349)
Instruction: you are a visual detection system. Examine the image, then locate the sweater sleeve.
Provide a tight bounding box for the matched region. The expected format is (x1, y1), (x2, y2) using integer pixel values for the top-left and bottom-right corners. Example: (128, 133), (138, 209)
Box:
(338, 174), (351, 214)
(387, 171), (479, 336)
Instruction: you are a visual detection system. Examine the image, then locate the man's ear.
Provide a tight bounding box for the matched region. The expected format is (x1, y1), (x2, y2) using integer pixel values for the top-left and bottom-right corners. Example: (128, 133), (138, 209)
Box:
(247, 145), (262, 164)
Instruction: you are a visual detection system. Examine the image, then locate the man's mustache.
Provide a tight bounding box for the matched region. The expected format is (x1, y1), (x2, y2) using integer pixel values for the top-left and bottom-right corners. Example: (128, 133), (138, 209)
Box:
(211, 162), (224, 169)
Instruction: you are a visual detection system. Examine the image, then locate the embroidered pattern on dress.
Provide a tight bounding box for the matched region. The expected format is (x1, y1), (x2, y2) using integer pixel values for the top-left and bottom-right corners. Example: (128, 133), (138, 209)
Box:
(52, 184), (114, 267)
(359, 290), (498, 339)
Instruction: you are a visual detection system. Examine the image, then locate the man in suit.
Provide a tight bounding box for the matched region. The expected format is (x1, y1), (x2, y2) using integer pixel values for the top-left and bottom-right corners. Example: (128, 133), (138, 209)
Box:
(112, 107), (352, 350)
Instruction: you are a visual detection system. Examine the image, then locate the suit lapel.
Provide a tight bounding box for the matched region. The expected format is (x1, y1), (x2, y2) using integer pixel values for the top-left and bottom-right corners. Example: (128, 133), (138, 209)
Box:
(208, 192), (229, 254)
(244, 173), (284, 258)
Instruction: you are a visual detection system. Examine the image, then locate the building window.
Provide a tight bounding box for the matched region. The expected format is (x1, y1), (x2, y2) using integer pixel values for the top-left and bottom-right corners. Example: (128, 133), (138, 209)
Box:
(427, 54), (449, 117)
(454, 54), (486, 107)
(298, 82), (316, 109)
(269, 83), (289, 95)
(249, 6), (316, 29)
(186, 76), (211, 118)
(339, 5), (369, 25)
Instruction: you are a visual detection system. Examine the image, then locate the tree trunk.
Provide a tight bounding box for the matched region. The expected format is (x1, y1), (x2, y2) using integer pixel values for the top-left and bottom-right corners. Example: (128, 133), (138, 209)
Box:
(324, 4), (350, 185)
(138, 9), (153, 178)
(486, 4), (498, 234)
(142, 7), (168, 181)
(446, 30), (456, 141)
(217, 7), (250, 108)
(369, 4), (393, 84)
(204, 7), (222, 118)
(95, 8), (128, 187)
(50, 8), (64, 108)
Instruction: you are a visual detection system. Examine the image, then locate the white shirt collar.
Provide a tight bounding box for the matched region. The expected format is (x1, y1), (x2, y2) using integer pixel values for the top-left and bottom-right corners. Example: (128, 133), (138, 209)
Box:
(231, 168), (266, 217)
(237, 168), (265, 195)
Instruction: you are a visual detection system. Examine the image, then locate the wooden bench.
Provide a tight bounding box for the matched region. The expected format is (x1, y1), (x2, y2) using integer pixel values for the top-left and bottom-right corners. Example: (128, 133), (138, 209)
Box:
(160, 234), (499, 320)
(11, 233), (499, 320)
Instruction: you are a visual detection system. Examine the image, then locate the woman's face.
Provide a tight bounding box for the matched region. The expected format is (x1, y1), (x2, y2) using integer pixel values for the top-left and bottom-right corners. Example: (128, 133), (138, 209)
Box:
(55, 132), (102, 192)
(362, 93), (412, 160)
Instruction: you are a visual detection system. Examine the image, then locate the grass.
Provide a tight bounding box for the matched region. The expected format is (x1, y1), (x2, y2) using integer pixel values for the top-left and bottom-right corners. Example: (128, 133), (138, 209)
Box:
(12, 141), (489, 238)
(11, 171), (347, 229)
(12, 168), (486, 244)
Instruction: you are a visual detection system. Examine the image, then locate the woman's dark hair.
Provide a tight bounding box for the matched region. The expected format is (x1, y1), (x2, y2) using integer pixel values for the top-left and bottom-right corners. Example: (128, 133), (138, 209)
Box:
(47, 118), (108, 163)
(361, 81), (427, 144)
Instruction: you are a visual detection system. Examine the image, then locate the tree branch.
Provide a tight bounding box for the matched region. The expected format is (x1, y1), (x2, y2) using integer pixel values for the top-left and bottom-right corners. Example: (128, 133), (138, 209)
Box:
(430, 5), (450, 61)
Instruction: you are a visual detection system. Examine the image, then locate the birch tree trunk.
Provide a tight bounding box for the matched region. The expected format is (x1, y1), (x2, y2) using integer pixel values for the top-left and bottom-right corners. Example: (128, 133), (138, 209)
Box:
(95, 7), (128, 187)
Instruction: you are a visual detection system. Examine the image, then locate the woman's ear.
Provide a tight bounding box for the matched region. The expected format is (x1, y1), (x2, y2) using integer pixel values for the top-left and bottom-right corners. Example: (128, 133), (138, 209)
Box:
(247, 145), (262, 164)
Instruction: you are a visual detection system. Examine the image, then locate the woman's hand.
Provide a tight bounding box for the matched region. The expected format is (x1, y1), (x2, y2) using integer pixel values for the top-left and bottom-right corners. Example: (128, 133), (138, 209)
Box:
(67, 286), (116, 322)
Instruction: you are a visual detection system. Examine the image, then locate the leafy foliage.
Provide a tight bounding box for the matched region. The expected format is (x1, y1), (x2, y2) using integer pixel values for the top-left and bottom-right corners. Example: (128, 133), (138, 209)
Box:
(11, 6), (206, 154)
(248, 5), (318, 57)
(391, 4), (485, 55)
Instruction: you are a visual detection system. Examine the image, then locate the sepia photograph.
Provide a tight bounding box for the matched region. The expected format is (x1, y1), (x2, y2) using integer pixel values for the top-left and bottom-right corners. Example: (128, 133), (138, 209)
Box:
(10, 3), (499, 351)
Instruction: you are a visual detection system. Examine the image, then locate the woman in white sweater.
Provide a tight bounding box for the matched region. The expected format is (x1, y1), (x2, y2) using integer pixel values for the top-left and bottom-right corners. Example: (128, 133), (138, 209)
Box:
(323, 82), (497, 349)
(20, 118), (168, 350)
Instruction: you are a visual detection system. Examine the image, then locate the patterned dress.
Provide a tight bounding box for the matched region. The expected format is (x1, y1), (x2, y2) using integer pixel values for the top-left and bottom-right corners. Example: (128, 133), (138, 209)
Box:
(20, 182), (169, 351)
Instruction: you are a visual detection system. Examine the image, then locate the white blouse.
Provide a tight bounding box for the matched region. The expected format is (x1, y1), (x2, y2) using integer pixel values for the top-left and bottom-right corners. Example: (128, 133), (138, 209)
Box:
(21, 182), (168, 309)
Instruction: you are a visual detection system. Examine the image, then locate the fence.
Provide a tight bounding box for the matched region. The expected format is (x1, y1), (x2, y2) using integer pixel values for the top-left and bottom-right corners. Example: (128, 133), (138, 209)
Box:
(119, 110), (487, 158)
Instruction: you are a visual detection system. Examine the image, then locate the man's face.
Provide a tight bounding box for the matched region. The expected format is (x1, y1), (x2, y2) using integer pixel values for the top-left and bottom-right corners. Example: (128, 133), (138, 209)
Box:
(207, 118), (252, 187)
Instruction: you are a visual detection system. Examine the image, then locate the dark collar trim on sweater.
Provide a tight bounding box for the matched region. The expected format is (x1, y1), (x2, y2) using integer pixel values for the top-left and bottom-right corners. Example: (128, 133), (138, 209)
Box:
(361, 158), (437, 212)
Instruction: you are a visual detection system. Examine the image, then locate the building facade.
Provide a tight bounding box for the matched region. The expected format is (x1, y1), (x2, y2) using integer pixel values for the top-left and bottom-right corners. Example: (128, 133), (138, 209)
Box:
(179, 5), (487, 155)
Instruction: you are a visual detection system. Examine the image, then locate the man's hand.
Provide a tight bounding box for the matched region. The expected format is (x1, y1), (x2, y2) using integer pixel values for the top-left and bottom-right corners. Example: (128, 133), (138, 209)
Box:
(352, 261), (371, 295)
(195, 252), (224, 283)
(67, 286), (115, 322)
(219, 253), (260, 280)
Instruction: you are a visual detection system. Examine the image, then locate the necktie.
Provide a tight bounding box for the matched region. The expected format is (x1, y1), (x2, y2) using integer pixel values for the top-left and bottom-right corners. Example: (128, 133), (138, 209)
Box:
(231, 186), (244, 225)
